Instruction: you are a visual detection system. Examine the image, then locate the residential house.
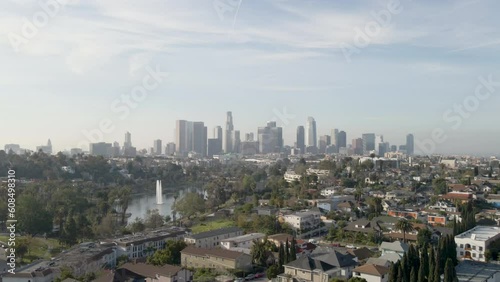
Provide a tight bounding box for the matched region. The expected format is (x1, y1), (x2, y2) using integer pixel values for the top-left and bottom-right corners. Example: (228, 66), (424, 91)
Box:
(180, 246), (252, 271)
(429, 200), (458, 213)
(455, 260), (500, 282)
(317, 200), (334, 212)
(53, 242), (117, 277)
(338, 201), (354, 213)
(220, 233), (265, 252)
(255, 206), (278, 216)
(347, 247), (374, 262)
(352, 264), (390, 282)
(310, 247), (359, 279)
(321, 187), (337, 197)
(427, 213), (447, 226)
(277, 256), (339, 282)
(387, 210), (418, 220)
(441, 192), (474, 204)
(184, 227), (243, 249)
(344, 219), (381, 235)
(268, 234), (295, 247)
(283, 211), (323, 237)
(380, 241), (409, 258)
(116, 263), (193, 282)
(366, 258), (391, 268)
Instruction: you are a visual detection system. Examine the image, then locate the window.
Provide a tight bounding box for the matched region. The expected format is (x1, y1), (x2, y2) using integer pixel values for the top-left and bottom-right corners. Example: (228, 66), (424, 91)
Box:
(479, 247), (483, 251)
(460, 244), (463, 248)
(473, 254), (476, 258)
(473, 246), (476, 250)
(479, 254), (483, 258)
(460, 252), (464, 256)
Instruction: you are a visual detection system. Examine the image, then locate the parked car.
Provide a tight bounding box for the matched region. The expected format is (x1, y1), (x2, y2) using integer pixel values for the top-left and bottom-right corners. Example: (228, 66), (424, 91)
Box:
(255, 273), (265, 278)
(245, 274), (255, 280)
(346, 244), (355, 249)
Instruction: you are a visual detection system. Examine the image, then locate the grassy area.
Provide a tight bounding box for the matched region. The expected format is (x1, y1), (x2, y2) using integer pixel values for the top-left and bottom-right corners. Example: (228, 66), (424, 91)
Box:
(191, 219), (236, 234)
(0, 236), (63, 264)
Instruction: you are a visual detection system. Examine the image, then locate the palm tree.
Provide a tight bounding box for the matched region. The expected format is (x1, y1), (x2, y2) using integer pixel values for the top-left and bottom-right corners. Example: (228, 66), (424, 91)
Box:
(395, 218), (414, 243)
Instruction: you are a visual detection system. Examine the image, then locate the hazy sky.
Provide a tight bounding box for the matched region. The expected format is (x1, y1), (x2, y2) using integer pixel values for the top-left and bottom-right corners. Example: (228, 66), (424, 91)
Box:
(1, 0), (499, 156)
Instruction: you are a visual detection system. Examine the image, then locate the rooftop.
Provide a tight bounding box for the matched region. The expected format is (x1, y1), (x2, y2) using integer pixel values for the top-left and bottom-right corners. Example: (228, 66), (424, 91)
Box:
(110, 228), (187, 246)
(353, 264), (390, 277)
(120, 262), (182, 278)
(221, 233), (265, 244)
(455, 226), (500, 241)
(181, 245), (247, 260)
(188, 227), (242, 240)
(455, 260), (500, 282)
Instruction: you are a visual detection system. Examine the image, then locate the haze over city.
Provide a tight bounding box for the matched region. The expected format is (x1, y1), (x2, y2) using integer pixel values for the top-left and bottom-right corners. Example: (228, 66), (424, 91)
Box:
(1, 0), (500, 156)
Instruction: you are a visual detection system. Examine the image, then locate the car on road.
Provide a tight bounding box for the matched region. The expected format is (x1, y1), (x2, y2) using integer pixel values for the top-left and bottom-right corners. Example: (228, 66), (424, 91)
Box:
(245, 274), (255, 280)
(346, 244), (355, 249)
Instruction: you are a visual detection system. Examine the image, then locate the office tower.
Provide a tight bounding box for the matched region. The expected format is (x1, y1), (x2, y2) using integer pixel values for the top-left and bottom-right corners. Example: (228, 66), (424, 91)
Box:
(331, 129), (339, 152)
(176, 120), (189, 154)
(166, 142), (176, 155)
(337, 131), (347, 149)
(89, 142), (112, 156)
(124, 132), (132, 149)
(4, 144), (20, 154)
(406, 134), (414, 155)
(111, 141), (120, 157)
(319, 135), (331, 153)
(191, 122), (207, 157)
(352, 138), (363, 155)
(214, 126), (223, 140)
(154, 139), (162, 155)
(36, 139), (52, 154)
(207, 138), (223, 158)
(232, 130), (241, 153)
(362, 133), (376, 154)
(240, 141), (259, 155)
(378, 142), (390, 157)
(70, 148), (83, 156)
(224, 111), (234, 153)
(258, 122), (283, 154)
(296, 126), (305, 154)
(306, 117), (317, 149)
(399, 145), (407, 154)
(245, 133), (254, 142)
(391, 145), (397, 152)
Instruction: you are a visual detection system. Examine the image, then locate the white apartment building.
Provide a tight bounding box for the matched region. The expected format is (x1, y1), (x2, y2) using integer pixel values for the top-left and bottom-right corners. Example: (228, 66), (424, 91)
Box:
(429, 200), (458, 213)
(184, 227), (243, 249)
(455, 226), (500, 262)
(284, 211), (322, 232)
(221, 233), (266, 251)
(284, 171), (301, 183)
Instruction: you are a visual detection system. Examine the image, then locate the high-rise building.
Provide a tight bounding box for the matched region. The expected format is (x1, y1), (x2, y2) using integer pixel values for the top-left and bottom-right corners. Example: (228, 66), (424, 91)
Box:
(214, 126), (223, 140)
(319, 135), (331, 153)
(112, 141), (120, 157)
(165, 143), (176, 155)
(207, 138), (223, 158)
(352, 138), (363, 155)
(232, 130), (241, 153)
(362, 133), (376, 154)
(176, 120), (189, 154)
(337, 131), (347, 149)
(258, 121), (283, 154)
(36, 139), (52, 154)
(192, 122), (207, 157)
(296, 126), (305, 154)
(391, 145), (398, 152)
(176, 120), (207, 156)
(153, 139), (162, 155)
(245, 133), (254, 142)
(89, 142), (112, 156)
(378, 142), (390, 157)
(224, 111), (234, 153)
(306, 117), (317, 149)
(331, 129), (339, 153)
(406, 134), (414, 155)
(124, 132), (132, 149)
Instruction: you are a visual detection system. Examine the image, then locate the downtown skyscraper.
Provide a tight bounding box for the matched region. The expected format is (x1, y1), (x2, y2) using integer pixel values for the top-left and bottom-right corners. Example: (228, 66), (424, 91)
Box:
(296, 126), (305, 154)
(175, 120), (207, 156)
(406, 134), (415, 155)
(224, 111), (234, 153)
(306, 117), (317, 151)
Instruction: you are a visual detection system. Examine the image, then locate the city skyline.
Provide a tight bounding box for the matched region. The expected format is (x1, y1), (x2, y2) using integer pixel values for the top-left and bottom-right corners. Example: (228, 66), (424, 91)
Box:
(1, 1), (500, 156)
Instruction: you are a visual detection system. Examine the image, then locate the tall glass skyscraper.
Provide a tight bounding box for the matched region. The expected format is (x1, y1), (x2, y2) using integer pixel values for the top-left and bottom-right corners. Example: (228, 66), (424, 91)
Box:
(306, 117), (317, 149)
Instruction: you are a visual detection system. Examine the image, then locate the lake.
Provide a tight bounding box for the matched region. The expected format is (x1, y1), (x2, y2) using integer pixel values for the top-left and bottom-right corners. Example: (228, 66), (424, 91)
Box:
(126, 186), (203, 221)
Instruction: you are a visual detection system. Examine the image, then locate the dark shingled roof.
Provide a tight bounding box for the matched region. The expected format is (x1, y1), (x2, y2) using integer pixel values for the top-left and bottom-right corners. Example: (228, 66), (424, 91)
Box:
(285, 256), (336, 272)
(310, 247), (358, 268)
(181, 245), (246, 260)
(120, 262), (182, 278)
(188, 227), (242, 240)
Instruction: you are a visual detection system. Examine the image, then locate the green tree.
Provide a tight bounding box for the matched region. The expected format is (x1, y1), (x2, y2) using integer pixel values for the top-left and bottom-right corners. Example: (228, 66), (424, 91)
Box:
(129, 217), (146, 233)
(278, 243), (285, 268)
(147, 240), (187, 265)
(285, 239), (290, 263)
(417, 229), (432, 248)
(108, 186), (132, 225)
(410, 267), (417, 282)
(266, 264), (283, 279)
(145, 209), (164, 229)
(173, 192), (206, 219)
(428, 247), (435, 282)
(348, 278), (368, 282)
(395, 219), (414, 243)
(432, 178), (448, 195)
(443, 258), (457, 282)
(251, 239), (269, 266)
(60, 212), (78, 246)
(290, 238), (297, 261)
(17, 193), (52, 237)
